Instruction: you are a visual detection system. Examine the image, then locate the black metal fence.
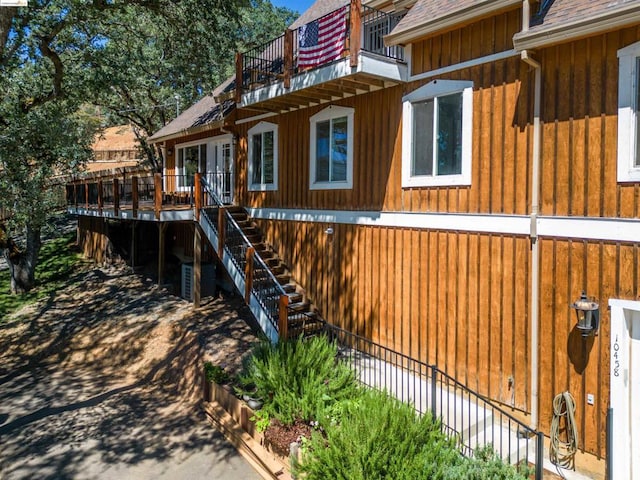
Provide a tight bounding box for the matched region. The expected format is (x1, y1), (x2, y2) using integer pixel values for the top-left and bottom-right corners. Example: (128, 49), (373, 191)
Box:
(322, 322), (544, 479)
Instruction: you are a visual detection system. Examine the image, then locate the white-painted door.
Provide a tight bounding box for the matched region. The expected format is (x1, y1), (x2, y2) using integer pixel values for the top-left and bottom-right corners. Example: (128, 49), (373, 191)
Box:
(205, 136), (234, 204)
(610, 299), (640, 480)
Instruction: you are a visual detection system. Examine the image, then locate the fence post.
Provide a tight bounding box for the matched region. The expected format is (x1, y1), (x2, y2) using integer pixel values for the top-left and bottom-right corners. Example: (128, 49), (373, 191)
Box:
(194, 172), (202, 221)
(349, 0), (362, 68)
(235, 52), (243, 103)
(536, 432), (544, 480)
(73, 182), (78, 208)
(218, 206), (226, 259)
(284, 29), (293, 89)
(132, 175), (139, 219)
(244, 247), (255, 303)
(154, 172), (163, 220)
(279, 294), (289, 340)
(97, 180), (103, 214)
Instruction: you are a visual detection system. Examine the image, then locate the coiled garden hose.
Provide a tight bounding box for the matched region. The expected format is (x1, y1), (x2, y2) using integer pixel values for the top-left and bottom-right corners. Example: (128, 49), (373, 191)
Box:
(550, 391), (578, 473)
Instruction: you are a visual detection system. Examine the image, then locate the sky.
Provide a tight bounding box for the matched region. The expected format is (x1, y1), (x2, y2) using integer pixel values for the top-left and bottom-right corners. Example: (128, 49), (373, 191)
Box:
(270, 0), (314, 15)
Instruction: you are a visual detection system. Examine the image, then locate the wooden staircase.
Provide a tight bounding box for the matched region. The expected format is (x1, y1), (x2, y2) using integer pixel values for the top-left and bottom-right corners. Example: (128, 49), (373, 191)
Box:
(225, 206), (325, 339)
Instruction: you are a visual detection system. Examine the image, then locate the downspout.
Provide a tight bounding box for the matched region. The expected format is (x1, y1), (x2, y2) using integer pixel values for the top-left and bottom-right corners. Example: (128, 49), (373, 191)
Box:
(521, 0), (541, 433)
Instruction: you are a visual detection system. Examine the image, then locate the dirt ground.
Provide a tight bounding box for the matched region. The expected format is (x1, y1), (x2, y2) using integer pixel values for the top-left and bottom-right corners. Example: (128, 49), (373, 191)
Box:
(0, 261), (263, 479)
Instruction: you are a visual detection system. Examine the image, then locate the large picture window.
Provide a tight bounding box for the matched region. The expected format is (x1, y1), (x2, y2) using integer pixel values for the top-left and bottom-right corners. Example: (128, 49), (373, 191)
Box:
(248, 122), (278, 191)
(402, 80), (473, 188)
(309, 105), (354, 190)
(617, 41), (640, 182)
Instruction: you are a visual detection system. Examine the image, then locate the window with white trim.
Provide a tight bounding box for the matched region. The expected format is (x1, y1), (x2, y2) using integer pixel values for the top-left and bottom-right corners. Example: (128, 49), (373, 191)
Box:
(617, 41), (640, 182)
(309, 105), (354, 190)
(176, 141), (206, 189)
(402, 80), (473, 188)
(248, 121), (278, 191)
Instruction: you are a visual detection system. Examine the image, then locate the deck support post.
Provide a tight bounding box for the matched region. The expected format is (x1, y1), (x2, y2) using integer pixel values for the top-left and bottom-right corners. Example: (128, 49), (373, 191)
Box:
(194, 172), (202, 221)
(132, 176), (139, 218)
(113, 178), (120, 216)
(130, 220), (137, 268)
(278, 294), (289, 341)
(244, 247), (255, 303)
(284, 29), (293, 89)
(73, 182), (78, 208)
(85, 180), (89, 209)
(193, 223), (202, 308)
(349, 0), (362, 68)
(154, 172), (163, 220)
(158, 222), (168, 286)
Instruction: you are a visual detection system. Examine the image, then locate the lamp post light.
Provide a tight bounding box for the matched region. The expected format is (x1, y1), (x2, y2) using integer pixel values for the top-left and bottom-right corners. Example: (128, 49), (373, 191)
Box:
(571, 291), (600, 337)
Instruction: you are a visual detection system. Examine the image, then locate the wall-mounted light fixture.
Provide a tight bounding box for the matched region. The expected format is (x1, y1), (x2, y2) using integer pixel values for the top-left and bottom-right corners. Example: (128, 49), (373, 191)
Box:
(167, 147), (174, 156)
(571, 291), (600, 337)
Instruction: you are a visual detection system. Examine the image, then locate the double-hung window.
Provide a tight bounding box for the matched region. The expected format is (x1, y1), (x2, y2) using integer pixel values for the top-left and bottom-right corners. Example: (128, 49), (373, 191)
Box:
(309, 105), (354, 190)
(402, 80), (473, 188)
(248, 122), (278, 191)
(617, 40), (640, 182)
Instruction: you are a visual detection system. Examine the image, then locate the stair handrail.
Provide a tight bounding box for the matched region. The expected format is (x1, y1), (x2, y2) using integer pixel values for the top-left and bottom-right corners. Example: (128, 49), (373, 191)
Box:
(199, 176), (287, 334)
(321, 321), (544, 479)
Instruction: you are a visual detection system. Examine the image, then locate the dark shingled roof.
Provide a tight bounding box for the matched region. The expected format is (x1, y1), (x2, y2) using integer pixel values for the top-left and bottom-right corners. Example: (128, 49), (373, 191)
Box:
(289, 0), (349, 29)
(516, 0), (640, 41)
(149, 78), (236, 142)
(387, 0), (517, 42)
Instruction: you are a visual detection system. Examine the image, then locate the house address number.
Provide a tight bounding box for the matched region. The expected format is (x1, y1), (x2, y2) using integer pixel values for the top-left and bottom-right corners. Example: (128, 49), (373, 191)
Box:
(613, 335), (621, 378)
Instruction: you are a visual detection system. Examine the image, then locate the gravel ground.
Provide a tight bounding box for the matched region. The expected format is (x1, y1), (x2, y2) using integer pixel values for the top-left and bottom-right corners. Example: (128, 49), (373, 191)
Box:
(0, 259), (263, 480)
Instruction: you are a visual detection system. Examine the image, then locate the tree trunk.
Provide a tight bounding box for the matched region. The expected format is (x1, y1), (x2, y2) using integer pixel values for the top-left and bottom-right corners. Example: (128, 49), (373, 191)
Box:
(3, 225), (41, 294)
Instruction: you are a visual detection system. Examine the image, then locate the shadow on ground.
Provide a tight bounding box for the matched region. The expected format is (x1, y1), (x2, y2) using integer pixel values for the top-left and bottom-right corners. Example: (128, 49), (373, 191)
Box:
(0, 264), (261, 480)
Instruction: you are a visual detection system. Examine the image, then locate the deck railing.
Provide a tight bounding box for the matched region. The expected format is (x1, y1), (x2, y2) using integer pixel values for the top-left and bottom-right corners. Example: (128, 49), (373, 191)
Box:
(236, 0), (405, 97)
(321, 322), (544, 480)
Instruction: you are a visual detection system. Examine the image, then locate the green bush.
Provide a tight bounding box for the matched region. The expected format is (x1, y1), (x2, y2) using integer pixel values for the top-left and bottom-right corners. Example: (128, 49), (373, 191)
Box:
(242, 335), (359, 425)
(203, 361), (229, 384)
(296, 389), (530, 480)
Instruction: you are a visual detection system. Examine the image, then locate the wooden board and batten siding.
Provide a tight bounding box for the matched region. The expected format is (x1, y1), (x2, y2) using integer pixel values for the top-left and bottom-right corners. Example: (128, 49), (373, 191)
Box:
(235, 7), (640, 463)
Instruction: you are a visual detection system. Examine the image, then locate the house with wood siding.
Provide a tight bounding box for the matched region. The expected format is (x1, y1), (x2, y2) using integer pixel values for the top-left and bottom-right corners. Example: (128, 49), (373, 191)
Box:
(68, 0), (640, 478)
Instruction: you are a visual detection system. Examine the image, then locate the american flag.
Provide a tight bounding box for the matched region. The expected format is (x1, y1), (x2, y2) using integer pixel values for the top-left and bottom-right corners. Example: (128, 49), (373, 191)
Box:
(297, 6), (348, 69)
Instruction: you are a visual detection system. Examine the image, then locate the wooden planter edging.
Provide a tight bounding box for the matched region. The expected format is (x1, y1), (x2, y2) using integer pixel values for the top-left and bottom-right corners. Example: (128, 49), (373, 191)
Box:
(203, 381), (293, 480)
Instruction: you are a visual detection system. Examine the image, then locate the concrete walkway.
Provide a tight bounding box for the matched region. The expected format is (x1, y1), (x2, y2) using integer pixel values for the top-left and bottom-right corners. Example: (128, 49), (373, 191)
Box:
(0, 264), (262, 480)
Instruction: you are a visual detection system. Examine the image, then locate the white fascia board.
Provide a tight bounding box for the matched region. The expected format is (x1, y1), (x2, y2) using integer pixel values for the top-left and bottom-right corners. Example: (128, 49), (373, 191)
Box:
(240, 55), (407, 108)
(247, 207), (530, 236)
(249, 293), (280, 344)
(537, 216), (640, 243)
(385, 0), (521, 46)
(160, 210), (194, 222)
(513, 7), (640, 51)
(248, 207), (640, 243)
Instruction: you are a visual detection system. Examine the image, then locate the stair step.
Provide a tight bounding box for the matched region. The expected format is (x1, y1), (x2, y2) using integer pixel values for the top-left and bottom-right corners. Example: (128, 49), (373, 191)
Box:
(246, 233), (262, 243)
(287, 301), (310, 313)
(287, 292), (303, 304)
(275, 273), (291, 285)
(230, 212), (248, 222)
(269, 264), (285, 275)
(282, 283), (297, 293)
(265, 257), (280, 267)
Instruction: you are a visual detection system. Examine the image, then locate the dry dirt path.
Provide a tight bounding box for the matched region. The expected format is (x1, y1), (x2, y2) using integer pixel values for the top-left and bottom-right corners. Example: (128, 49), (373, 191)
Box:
(0, 263), (262, 480)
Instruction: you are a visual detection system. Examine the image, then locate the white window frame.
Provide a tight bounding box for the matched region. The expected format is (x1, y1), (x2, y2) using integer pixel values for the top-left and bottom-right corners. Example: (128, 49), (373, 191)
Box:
(401, 79), (473, 188)
(248, 121), (278, 192)
(309, 105), (354, 191)
(617, 41), (640, 183)
(174, 139), (207, 191)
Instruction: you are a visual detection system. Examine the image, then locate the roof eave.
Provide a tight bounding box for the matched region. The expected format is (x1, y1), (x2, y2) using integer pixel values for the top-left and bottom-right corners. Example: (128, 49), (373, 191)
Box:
(385, 0), (521, 46)
(148, 118), (226, 145)
(514, 5), (640, 51)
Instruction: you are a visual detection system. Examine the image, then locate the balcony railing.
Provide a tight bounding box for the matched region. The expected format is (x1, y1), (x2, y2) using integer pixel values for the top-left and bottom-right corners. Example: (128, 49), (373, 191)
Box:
(65, 173), (195, 219)
(235, 0), (405, 99)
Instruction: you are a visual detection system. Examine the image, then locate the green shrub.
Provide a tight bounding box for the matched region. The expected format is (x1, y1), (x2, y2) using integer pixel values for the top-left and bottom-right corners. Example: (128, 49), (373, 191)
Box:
(296, 389), (529, 480)
(242, 335), (359, 425)
(203, 361), (229, 384)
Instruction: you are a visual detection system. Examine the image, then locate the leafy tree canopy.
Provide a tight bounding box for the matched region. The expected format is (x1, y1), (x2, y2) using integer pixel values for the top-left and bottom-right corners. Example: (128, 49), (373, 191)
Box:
(0, 0), (296, 293)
